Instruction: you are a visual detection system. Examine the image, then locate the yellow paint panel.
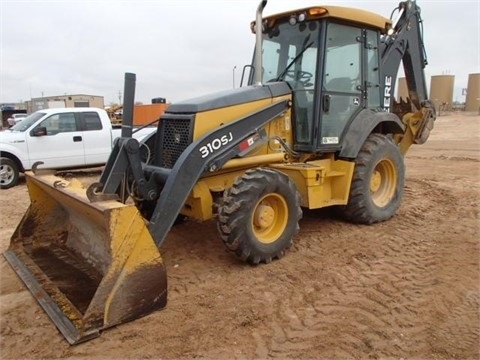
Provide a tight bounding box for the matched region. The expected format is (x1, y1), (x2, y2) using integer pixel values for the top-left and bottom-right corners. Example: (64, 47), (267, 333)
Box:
(271, 157), (355, 209)
(193, 99), (272, 140)
(193, 95), (293, 157)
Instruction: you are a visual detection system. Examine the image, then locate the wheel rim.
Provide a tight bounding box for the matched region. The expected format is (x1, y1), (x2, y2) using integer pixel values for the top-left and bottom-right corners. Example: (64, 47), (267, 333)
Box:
(0, 164), (14, 185)
(252, 193), (288, 244)
(370, 158), (397, 208)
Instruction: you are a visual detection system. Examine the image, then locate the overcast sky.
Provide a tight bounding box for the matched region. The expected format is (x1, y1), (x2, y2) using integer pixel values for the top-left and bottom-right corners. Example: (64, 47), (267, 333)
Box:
(1, 0), (478, 106)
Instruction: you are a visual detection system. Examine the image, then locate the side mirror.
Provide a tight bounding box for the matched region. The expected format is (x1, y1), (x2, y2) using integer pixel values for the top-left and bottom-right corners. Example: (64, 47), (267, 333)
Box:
(31, 126), (47, 136)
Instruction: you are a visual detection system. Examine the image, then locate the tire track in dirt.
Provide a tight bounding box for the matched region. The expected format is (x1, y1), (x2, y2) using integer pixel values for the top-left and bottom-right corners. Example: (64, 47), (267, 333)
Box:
(412, 178), (480, 358)
(250, 178), (479, 359)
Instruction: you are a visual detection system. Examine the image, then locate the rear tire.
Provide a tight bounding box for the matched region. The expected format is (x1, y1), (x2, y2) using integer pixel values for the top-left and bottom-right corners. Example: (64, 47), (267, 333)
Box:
(0, 158), (19, 189)
(341, 133), (404, 224)
(217, 168), (302, 264)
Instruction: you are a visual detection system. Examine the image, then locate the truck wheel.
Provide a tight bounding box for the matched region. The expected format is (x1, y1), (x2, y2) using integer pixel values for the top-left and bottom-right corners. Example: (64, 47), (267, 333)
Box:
(217, 168), (302, 265)
(0, 158), (19, 189)
(341, 133), (404, 224)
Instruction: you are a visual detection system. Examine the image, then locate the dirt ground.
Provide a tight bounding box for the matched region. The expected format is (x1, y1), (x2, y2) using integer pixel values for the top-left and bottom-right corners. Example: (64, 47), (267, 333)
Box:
(0, 112), (479, 359)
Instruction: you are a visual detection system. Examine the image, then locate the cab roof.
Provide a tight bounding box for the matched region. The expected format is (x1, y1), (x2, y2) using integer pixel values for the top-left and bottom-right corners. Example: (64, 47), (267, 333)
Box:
(254, 5), (392, 33)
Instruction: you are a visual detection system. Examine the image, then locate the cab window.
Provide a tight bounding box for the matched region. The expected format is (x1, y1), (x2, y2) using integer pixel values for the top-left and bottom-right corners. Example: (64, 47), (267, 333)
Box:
(83, 112), (103, 131)
(35, 113), (77, 135)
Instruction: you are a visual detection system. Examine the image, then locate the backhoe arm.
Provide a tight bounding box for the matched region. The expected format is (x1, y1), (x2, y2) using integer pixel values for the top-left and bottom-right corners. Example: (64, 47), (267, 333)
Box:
(380, 0), (428, 109)
(380, 0), (435, 153)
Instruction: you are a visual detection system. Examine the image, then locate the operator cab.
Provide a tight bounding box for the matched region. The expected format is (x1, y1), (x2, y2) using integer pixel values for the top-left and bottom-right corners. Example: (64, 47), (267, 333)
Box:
(249, 6), (391, 153)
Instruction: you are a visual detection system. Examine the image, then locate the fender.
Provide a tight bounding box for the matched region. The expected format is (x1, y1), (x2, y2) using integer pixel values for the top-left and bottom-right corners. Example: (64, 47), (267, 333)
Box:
(339, 108), (405, 159)
(0, 144), (28, 172)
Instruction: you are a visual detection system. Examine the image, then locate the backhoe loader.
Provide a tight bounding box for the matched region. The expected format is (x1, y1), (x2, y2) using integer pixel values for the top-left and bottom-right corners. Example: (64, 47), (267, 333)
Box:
(4, 0), (435, 344)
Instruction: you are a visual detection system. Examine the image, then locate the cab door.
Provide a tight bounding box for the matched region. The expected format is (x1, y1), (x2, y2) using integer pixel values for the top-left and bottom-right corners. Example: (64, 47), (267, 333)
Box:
(78, 111), (111, 165)
(27, 112), (85, 168)
(319, 23), (363, 148)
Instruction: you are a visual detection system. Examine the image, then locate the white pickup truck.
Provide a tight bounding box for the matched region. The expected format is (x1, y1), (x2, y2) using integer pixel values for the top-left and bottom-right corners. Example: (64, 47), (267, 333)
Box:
(0, 108), (156, 189)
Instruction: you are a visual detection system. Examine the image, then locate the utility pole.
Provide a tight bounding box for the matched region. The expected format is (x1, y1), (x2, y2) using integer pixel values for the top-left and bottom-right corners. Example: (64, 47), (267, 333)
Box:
(233, 66), (237, 88)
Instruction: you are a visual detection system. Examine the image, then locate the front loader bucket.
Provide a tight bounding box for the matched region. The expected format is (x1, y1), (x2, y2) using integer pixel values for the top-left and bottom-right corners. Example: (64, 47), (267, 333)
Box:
(3, 172), (167, 344)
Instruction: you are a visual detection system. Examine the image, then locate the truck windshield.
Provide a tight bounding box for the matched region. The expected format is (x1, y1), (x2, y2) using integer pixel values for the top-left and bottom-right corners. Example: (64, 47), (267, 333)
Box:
(260, 20), (320, 144)
(10, 112), (46, 132)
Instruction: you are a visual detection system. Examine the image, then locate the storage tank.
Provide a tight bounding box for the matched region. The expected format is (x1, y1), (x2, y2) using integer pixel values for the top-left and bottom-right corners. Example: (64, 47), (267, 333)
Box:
(465, 73), (480, 112)
(430, 75), (455, 112)
(396, 77), (409, 101)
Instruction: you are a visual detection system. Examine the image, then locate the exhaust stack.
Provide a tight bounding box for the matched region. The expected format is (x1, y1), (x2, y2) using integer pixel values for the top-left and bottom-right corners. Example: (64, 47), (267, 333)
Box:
(254, 0), (267, 85)
(121, 72), (136, 138)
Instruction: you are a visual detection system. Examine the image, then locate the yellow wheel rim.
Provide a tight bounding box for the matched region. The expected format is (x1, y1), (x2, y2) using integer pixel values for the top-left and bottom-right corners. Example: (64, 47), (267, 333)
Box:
(252, 193), (288, 244)
(370, 158), (397, 208)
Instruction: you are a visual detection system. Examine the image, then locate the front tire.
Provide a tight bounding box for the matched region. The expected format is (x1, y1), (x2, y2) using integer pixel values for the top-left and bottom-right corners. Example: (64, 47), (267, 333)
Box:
(341, 133), (405, 224)
(0, 158), (20, 189)
(217, 168), (302, 265)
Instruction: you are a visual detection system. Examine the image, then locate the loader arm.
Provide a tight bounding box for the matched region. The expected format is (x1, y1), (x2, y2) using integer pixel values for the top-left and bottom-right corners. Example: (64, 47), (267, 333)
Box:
(91, 99), (290, 247)
(148, 99), (289, 246)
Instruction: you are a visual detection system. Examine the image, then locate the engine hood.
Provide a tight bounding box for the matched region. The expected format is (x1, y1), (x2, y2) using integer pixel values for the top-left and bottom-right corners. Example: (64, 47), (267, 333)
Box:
(166, 82), (291, 114)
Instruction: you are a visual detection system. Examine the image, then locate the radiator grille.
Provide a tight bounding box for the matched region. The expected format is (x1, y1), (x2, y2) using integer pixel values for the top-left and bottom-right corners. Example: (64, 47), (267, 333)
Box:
(159, 115), (193, 168)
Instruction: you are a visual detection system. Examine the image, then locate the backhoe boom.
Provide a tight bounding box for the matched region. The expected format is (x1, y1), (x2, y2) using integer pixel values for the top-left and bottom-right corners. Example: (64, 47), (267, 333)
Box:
(380, 0), (429, 110)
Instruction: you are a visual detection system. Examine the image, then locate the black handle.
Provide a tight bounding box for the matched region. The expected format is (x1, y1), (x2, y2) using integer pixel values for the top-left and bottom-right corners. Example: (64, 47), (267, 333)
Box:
(73, 136), (82, 142)
(323, 94), (331, 113)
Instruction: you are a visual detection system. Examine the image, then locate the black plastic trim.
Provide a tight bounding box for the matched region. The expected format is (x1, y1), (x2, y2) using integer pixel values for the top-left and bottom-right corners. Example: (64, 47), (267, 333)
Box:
(339, 108), (404, 159)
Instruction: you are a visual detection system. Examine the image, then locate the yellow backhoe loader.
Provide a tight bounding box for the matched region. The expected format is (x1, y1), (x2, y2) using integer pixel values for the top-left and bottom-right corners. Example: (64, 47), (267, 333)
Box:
(4, 0), (435, 344)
